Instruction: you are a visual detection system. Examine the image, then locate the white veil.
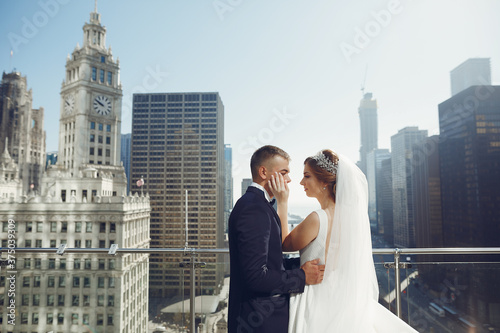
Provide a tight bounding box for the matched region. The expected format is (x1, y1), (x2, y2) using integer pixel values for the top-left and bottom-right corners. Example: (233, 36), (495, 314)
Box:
(308, 154), (379, 332)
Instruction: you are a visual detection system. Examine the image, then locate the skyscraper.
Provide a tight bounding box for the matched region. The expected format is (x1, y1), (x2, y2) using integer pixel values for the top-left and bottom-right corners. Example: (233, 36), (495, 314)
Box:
(120, 133), (131, 194)
(379, 157), (394, 245)
(391, 126), (428, 248)
(358, 93), (378, 175)
(438, 85), (500, 325)
(130, 92), (225, 302)
(412, 135), (443, 249)
(0, 72), (46, 193)
(241, 178), (252, 197)
(366, 148), (390, 233)
(0, 6), (150, 333)
(224, 144), (233, 233)
(450, 58), (491, 96)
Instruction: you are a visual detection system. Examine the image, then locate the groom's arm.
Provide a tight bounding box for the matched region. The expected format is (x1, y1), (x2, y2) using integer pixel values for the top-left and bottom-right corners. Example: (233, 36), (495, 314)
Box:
(235, 203), (305, 295)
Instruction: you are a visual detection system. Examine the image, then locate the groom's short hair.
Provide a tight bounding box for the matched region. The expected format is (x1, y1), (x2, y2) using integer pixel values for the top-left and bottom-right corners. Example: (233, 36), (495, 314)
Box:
(250, 145), (290, 180)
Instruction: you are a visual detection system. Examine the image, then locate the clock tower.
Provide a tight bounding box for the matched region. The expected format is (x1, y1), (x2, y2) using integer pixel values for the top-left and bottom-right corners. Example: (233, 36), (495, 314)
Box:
(59, 4), (122, 174)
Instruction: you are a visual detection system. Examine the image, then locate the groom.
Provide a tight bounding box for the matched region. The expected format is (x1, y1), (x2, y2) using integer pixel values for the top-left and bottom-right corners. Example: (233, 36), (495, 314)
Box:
(228, 145), (324, 333)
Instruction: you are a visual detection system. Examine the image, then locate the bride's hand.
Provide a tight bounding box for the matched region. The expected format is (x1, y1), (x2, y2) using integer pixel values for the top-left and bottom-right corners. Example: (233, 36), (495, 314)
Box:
(269, 172), (289, 203)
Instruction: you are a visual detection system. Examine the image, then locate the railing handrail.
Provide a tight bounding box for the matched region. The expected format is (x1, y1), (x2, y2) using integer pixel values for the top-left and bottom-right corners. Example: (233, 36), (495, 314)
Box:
(7, 246), (500, 255)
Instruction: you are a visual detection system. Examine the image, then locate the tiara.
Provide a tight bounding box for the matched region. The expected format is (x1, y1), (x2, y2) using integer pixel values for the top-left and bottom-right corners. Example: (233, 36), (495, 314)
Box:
(311, 152), (338, 175)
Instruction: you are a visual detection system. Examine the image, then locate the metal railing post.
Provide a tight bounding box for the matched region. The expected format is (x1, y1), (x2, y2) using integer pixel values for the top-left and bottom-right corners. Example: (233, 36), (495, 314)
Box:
(190, 251), (196, 333)
(394, 248), (402, 318)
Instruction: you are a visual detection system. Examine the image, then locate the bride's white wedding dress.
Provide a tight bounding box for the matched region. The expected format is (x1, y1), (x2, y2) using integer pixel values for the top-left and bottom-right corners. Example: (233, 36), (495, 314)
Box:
(288, 155), (418, 333)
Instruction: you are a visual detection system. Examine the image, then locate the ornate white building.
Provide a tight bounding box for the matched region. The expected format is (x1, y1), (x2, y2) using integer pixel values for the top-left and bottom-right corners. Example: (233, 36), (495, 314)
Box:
(0, 4), (150, 333)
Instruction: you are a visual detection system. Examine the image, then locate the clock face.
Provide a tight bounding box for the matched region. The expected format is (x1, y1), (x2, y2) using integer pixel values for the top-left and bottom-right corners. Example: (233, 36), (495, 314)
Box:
(64, 94), (75, 114)
(93, 95), (112, 115)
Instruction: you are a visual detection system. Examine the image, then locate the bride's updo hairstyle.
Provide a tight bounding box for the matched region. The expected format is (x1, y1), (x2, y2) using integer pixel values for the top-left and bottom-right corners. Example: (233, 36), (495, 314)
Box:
(304, 149), (339, 202)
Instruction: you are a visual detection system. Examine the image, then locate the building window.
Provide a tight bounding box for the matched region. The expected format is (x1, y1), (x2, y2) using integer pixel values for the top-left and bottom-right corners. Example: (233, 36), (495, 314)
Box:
(61, 222), (67, 233)
(85, 259), (91, 269)
(97, 314), (104, 325)
(21, 313), (28, 324)
(86, 222), (92, 232)
(92, 67), (96, 81)
(99, 240), (106, 248)
(98, 277), (105, 288)
(100, 69), (104, 83)
(99, 123), (103, 131)
(90, 134), (95, 142)
(35, 239), (42, 248)
(33, 294), (40, 306)
(109, 277), (115, 288)
(25, 239), (31, 247)
(58, 313), (64, 324)
(34, 275), (41, 287)
(75, 240), (81, 248)
(22, 277), (30, 287)
(106, 149), (110, 157)
(47, 294), (54, 306)
(75, 222), (82, 233)
(24, 258), (31, 268)
(22, 294), (29, 306)
(97, 294), (104, 306)
(90, 147), (95, 155)
(60, 259), (66, 269)
(110, 223), (116, 233)
(83, 313), (89, 325)
(47, 276), (55, 288)
(107, 71), (112, 85)
(50, 239), (56, 248)
(26, 222), (32, 232)
(106, 136), (111, 144)
(101, 56), (105, 63)
(32, 312), (39, 324)
(108, 295), (114, 306)
(58, 276), (65, 287)
(106, 124), (111, 132)
(72, 313), (79, 325)
(36, 222), (43, 232)
(84, 277), (91, 288)
(109, 259), (115, 269)
(83, 295), (90, 307)
(58, 294), (65, 306)
(99, 222), (106, 233)
(47, 313), (53, 324)
(98, 135), (103, 143)
(61, 189), (66, 202)
(49, 259), (55, 269)
(98, 259), (105, 269)
(91, 121), (96, 129)
(50, 222), (56, 232)
(74, 259), (81, 269)
(35, 258), (41, 268)
(98, 148), (102, 156)
(72, 295), (80, 306)
(85, 240), (92, 248)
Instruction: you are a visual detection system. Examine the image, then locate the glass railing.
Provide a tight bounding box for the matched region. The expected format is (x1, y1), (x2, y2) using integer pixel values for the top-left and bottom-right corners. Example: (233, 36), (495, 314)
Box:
(2, 246), (500, 333)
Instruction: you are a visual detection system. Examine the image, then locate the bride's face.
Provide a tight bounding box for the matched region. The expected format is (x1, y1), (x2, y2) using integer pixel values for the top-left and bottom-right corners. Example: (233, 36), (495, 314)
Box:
(300, 164), (324, 198)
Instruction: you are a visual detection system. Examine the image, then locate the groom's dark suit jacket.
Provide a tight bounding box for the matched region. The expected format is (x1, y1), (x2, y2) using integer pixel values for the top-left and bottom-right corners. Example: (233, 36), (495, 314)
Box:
(228, 186), (305, 333)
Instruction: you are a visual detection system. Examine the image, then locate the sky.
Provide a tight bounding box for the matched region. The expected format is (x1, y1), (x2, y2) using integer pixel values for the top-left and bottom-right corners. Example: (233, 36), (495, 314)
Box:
(1, 0), (499, 217)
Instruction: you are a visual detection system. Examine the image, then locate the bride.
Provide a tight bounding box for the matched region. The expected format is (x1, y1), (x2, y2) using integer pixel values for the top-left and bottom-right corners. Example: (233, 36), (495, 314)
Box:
(269, 149), (419, 332)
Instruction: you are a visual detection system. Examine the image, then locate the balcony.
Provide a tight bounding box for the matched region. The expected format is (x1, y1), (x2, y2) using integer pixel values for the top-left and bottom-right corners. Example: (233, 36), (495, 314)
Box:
(1, 242), (500, 333)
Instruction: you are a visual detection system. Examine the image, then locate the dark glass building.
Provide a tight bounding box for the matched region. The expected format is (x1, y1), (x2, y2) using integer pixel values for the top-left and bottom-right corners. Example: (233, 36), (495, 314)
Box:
(438, 85), (500, 325)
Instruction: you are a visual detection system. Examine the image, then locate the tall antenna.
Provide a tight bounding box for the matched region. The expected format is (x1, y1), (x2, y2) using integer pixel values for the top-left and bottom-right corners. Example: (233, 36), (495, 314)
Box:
(361, 64), (368, 96)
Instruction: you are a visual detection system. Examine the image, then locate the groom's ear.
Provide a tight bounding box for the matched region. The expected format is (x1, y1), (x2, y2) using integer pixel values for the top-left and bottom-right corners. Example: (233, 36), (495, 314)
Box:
(258, 165), (268, 180)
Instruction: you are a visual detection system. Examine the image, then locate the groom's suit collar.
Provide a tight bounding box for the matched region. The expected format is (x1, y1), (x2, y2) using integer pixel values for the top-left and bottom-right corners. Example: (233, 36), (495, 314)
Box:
(249, 182), (272, 202)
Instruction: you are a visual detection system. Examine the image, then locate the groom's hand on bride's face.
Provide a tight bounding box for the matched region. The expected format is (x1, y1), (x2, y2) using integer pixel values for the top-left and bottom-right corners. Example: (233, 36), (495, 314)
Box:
(301, 258), (325, 285)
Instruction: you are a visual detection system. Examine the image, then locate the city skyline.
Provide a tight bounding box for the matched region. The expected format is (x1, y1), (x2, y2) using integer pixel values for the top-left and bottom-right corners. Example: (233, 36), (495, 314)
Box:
(2, 0), (500, 216)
